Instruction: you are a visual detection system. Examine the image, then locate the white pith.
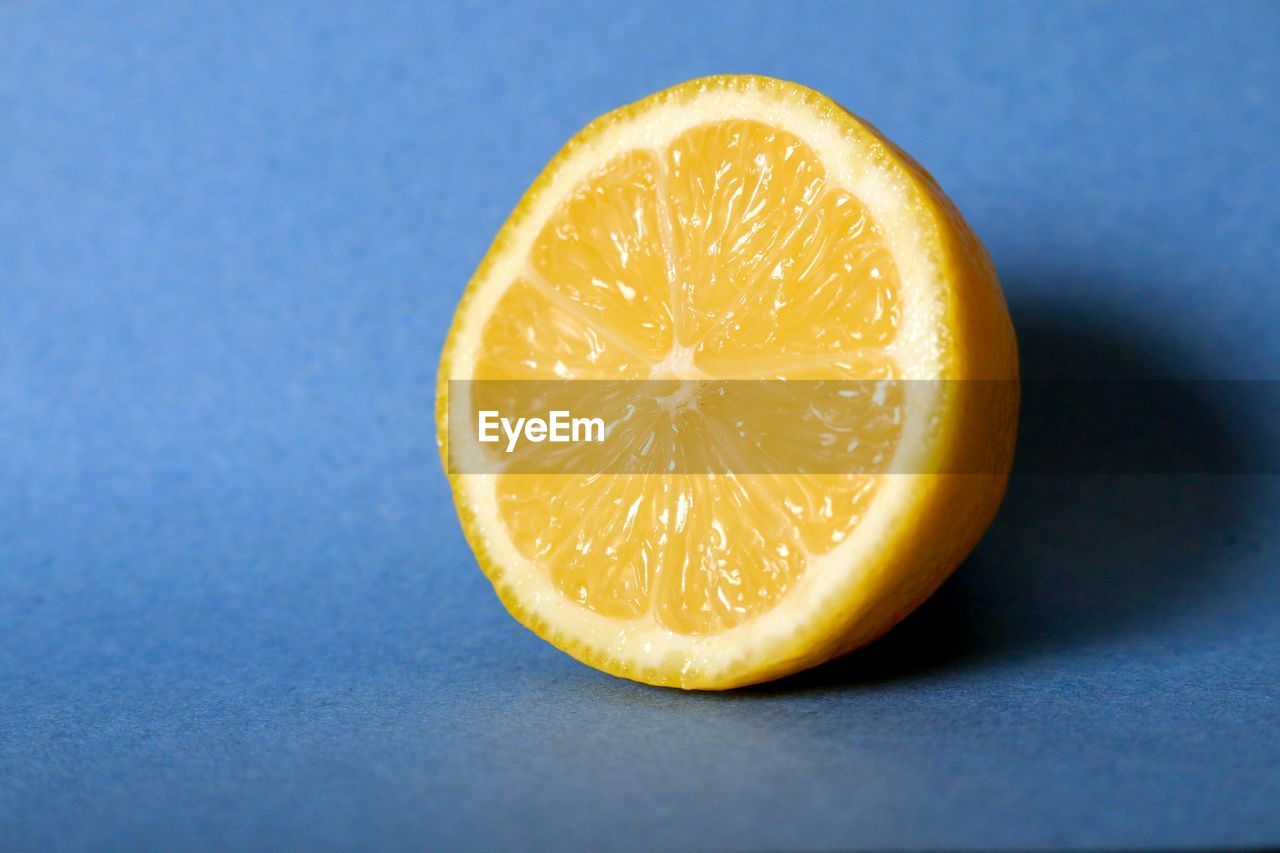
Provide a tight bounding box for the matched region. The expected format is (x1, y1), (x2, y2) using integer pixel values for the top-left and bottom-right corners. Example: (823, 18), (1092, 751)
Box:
(443, 81), (950, 684)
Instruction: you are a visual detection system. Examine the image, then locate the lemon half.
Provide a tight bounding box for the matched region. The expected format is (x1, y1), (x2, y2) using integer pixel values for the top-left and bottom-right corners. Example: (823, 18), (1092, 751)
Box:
(438, 76), (1018, 689)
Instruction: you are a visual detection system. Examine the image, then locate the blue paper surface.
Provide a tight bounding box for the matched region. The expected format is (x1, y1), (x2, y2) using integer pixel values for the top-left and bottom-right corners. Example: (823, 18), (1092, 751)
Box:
(2, 1), (1278, 849)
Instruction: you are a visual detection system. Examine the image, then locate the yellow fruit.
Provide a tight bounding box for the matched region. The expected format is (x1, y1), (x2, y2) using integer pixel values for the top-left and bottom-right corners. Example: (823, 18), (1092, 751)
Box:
(437, 75), (1018, 689)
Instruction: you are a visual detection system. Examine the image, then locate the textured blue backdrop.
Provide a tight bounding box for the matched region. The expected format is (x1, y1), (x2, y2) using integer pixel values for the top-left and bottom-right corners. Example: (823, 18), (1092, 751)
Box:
(2, 1), (1278, 849)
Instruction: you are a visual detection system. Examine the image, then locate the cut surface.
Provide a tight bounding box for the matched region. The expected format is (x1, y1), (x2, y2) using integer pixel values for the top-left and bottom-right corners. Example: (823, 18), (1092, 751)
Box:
(483, 119), (903, 636)
(440, 76), (1018, 688)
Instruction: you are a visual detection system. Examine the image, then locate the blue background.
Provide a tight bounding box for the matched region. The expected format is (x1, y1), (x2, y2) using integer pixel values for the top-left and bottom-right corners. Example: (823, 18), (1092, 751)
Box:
(2, 1), (1278, 849)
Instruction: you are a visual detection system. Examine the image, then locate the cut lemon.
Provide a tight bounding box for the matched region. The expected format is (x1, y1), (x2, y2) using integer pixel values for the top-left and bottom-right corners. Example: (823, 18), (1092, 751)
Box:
(437, 76), (1018, 689)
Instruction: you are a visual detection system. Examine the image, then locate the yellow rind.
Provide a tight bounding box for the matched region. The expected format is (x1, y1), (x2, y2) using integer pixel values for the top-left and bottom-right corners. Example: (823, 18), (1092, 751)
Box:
(436, 75), (1019, 690)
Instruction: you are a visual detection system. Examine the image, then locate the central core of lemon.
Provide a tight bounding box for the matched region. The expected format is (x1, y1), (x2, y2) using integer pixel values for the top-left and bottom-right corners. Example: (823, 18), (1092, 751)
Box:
(474, 119), (904, 636)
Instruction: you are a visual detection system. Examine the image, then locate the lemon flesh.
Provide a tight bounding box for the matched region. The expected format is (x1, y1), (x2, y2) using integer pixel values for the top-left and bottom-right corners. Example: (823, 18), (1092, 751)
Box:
(438, 76), (1018, 689)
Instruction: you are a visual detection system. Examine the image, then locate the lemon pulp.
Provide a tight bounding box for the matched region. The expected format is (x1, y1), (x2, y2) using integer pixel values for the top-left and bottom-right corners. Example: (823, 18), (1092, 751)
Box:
(478, 119), (902, 636)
